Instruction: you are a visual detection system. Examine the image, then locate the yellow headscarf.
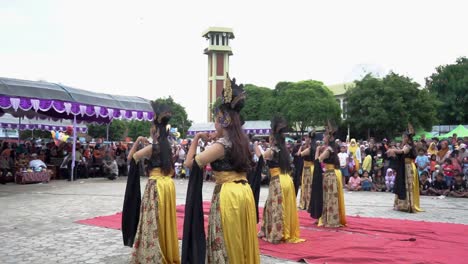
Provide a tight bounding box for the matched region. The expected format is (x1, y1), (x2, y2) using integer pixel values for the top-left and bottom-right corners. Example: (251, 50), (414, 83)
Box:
(427, 142), (438, 156)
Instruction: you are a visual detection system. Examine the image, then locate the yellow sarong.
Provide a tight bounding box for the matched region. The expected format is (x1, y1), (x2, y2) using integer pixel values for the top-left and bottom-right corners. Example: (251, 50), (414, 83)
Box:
(149, 168), (180, 264)
(215, 171), (260, 264)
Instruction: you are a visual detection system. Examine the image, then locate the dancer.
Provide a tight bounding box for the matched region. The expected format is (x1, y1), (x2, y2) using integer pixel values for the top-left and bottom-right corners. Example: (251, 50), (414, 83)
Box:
(122, 102), (180, 264)
(387, 124), (423, 213)
(298, 131), (316, 210)
(313, 122), (346, 227)
(183, 75), (260, 264)
(257, 116), (304, 244)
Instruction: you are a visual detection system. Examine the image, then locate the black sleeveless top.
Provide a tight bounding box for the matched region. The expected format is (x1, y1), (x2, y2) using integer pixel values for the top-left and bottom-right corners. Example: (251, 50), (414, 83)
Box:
(304, 144), (315, 162)
(266, 149), (280, 169)
(210, 138), (235, 172)
(147, 143), (162, 169)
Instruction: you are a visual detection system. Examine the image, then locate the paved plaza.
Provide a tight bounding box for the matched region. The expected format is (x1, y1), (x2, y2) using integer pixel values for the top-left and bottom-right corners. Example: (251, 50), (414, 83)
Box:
(1, 177), (467, 264)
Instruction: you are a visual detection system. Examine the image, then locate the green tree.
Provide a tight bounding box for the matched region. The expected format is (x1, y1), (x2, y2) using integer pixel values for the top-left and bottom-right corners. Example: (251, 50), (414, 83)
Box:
(87, 119), (127, 141)
(279, 80), (341, 135)
(153, 96), (192, 138)
(346, 73), (438, 139)
(426, 57), (468, 124)
(126, 120), (151, 141)
(242, 84), (276, 120)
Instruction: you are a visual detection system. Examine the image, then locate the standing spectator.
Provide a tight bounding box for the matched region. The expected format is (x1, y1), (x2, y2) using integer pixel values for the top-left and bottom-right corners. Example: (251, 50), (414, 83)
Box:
(362, 148), (372, 175)
(338, 145), (349, 184)
(458, 144), (467, 162)
(429, 154), (437, 179)
(442, 158), (455, 187)
(415, 149), (430, 177)
(385, 168), (395, 192)
(449, 173), (468, 198)
(348, 138), (361, 172)
(427, 142), (438, 156)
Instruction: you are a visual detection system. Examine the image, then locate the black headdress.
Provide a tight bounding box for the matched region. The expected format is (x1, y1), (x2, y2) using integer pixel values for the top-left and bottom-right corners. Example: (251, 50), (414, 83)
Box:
(270, 115), (290, 174)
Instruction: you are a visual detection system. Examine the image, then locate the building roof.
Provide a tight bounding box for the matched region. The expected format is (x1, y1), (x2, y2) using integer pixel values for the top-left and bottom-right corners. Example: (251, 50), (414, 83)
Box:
(202, 27), (235, 38)
(326, 82), (355, 96)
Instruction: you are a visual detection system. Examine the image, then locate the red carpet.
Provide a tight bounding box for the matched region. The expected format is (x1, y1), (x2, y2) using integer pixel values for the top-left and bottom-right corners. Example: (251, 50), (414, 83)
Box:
(77, 202), (468, 264)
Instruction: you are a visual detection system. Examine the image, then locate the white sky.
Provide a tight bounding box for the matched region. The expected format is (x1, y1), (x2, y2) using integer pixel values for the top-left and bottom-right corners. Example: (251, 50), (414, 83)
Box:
(1, 0), (467, 123)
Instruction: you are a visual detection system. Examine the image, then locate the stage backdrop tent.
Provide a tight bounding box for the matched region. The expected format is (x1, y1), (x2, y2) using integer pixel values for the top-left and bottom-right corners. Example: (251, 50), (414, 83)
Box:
(0, 113), (88, 133)
(0, 77), (154, 180)
(187, 120), (271, 136)
(440, 125), (468, 138)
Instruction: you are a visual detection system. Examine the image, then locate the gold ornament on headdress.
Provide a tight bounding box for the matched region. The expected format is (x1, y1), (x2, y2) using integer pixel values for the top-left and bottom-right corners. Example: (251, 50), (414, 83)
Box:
(224, 73), (233, 104)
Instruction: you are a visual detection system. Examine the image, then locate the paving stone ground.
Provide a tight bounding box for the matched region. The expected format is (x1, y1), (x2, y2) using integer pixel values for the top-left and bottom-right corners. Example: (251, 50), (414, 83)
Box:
(1, 177), (467, 264)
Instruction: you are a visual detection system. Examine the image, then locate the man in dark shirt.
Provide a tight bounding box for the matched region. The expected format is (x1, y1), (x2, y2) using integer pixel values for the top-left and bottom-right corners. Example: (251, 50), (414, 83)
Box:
(428, 172), (449, 196)
(449, 174), (468, 198)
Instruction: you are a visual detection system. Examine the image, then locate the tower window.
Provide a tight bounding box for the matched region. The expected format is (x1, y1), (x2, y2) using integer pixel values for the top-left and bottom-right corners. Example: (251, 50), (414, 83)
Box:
(216, 34), (219, 45)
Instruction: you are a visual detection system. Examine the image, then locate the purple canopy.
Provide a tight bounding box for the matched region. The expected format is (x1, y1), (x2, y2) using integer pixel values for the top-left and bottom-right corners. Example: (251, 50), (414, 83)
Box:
(0, 114), (88, 133)
(0, 77), (154, 123)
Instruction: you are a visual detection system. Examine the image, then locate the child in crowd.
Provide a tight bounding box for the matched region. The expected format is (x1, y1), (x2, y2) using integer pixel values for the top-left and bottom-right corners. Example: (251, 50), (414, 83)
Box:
(415, 149), (430, 177)
(385, 168), (395, 192)
(442, 158), (455, 187)
(373, 169), (386, 192)
(449, 173), (468, 198)
(429, 154), (437, 181)
(348, 171), (361, 191)
(348, 157), (355, 178)
(419, 171), (431, 195)
(428, 172), (450, 196)
(361, 171), (372, 191)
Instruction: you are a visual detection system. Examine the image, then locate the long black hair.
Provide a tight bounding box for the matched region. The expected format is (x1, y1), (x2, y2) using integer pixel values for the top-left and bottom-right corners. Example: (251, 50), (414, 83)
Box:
(218, 104), (253, 172)
(271, 115), (290, 174)
(151, 101), (174, 176)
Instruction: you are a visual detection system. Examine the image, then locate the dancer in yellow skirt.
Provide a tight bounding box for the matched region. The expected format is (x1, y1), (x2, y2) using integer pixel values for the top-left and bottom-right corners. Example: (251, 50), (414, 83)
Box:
(124, 102), (180, 264)
(387, 124), (423, 213)
(313, 122), (346, 228)
(184, 75), (260, 264)
(297, 131), (316, 210)
(257, 116), (304, 244)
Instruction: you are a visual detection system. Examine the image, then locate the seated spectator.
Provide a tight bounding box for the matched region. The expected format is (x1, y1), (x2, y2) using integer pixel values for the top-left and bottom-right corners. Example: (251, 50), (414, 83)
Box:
(442, 158), (455, 187)
(428, 172), (450, 196)
(29, 153), (46, 172)
(348, 171), (361, 191)
(419, 171), (431, 195)
(385, 168), (395, 192)
(116, 153), (127, 176)
(449, 173), (468, 198)
(361, 170), (372, 191)
(373, 169), (386, 192)
(15, 153), (29, 171)
(103, 152), (118, 180)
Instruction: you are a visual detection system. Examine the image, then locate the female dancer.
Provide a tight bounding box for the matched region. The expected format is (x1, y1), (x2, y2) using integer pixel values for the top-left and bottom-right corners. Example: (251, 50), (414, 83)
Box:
(123, 102), (180, 264)
(257, 116), (304, 244)
(298, 131), (316, 210)
(183, 76), (260, 263)
(314, 123), (346, 227)
(387, 124), (423, 213)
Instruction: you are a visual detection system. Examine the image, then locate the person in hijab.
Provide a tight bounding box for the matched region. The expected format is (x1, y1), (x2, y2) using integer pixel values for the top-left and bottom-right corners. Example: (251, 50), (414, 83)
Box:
(427, 142), (438, 156)
(257, 115), (304, 244)
(347, 138), (361, 173)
